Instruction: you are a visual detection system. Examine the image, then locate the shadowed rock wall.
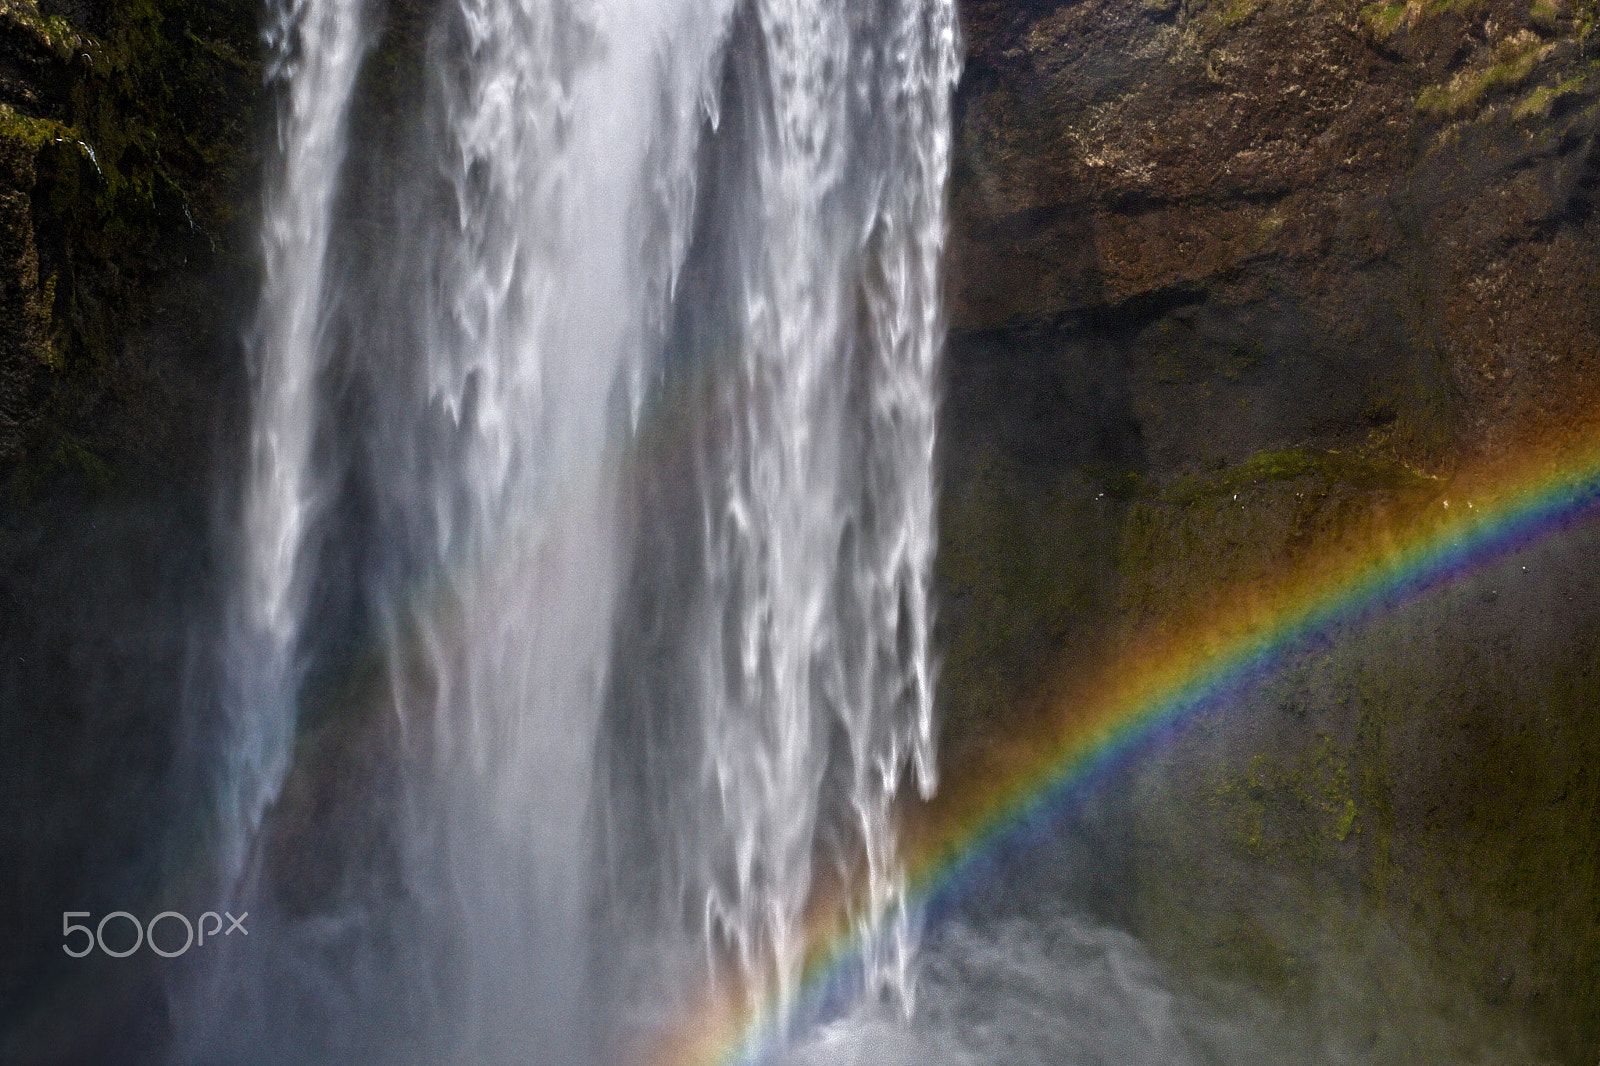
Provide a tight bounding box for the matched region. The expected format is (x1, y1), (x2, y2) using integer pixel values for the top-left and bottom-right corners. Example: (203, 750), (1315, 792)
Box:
(937, 0), (1600, 1058)
(0, 0), (259, 1053)
(0, 0), (1595, 1057)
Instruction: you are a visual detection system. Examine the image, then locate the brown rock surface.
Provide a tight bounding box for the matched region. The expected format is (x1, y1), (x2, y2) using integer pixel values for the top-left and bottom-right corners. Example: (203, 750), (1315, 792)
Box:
(950, 0), (1600, 462)
(936, 0), (1600, 1057)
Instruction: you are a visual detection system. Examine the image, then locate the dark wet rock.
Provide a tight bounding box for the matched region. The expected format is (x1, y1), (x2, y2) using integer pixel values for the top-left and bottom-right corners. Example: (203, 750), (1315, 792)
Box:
(0, 0), (259, 1058)
(0, 0), (1595, 1058)
(937, 0), (1600, 1058)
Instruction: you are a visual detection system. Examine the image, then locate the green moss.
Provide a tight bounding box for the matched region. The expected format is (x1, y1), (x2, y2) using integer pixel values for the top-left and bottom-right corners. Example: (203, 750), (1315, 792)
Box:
(1531, 0), (1564, 27)
(1363, 0), (1508, 38)
(1097, 468), (1146, 501)
(1128, 572), (1600, 1057)
(1217, 0), (1267, 28)
(1360, 1), (1410, 39)
(1333, 796), (1357, 840)
(0, 0), (262, 486)
(45, 434), (112, 486)
(0, 2), (99, 61)
(0, 107), (56, 149)
(1512, 70), (1589, 119)
(1168, 447), (1432, 505)
(1206, 733), (1361, 863)
(1417, 33), (1548, 116)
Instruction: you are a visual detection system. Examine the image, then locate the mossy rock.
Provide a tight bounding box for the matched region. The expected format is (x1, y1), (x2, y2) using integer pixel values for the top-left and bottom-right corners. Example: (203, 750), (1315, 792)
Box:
(0, 0), (260, 494)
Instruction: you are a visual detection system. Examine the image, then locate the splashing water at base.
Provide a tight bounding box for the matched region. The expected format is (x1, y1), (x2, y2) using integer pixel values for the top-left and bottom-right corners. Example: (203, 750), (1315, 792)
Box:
(767, 904), (1537, 1066)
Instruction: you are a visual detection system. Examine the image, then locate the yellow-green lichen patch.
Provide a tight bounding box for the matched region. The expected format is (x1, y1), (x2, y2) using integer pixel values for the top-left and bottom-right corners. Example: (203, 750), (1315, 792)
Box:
(1361, 0), (1491, 38)
(1360, 0), (1412, 39)
(1206, 733), (1361, 861)
(1417, 32), (1550, 117)
(1512, 69), (1590, 120)
(1167, 447), (1435, 505)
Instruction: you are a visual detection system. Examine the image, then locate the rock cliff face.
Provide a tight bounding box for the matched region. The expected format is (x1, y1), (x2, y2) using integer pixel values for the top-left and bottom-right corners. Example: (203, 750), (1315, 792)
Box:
(0, 0), (1595, 1058)
(0, 0), (257, 481)
(949, 0), (1600, 461)
(0, 0), (258, 1047)
(938, 0), (1600, 1057)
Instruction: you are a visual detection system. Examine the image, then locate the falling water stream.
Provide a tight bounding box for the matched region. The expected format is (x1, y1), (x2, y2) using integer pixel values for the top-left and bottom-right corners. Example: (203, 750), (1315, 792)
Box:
(0, 0), (1537, 1060)
(223, 0), (369, 889)
(184, 0), (957, 1061)
(155, 0), (1558, 1057)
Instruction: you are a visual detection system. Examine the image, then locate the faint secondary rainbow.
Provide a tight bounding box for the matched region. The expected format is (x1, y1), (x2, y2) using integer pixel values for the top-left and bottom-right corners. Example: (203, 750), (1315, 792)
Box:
(646, 424), (1600, 1066)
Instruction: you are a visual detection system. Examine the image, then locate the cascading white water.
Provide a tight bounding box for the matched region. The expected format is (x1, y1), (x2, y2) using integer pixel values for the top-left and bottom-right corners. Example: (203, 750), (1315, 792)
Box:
(368, 0), (738, 1058)
(222, 0), (369, 882)
(196, 0), (956, 1058)
(676, 0), (958, 1021)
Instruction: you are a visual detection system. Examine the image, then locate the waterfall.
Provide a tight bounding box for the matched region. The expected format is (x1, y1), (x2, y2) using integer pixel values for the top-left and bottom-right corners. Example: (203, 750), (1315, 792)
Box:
(191, 0), (957, 1057)
(362, 0), (739, 1058)
(222, 0), (369, 884)
(666, 0), (958, 1020)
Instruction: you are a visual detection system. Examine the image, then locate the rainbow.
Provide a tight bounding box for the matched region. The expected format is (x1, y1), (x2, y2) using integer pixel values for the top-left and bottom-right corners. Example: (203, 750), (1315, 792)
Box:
(649, 425), (1600, 1066)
